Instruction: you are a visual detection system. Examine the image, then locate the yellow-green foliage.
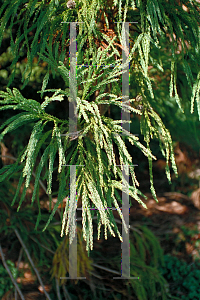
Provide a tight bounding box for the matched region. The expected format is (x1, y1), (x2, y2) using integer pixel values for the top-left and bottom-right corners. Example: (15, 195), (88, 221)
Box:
(51, 225), (94, 286)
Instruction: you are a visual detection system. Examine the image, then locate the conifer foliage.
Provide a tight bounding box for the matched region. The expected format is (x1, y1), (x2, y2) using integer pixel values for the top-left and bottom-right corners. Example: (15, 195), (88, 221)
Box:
(0, 0), (200, 252)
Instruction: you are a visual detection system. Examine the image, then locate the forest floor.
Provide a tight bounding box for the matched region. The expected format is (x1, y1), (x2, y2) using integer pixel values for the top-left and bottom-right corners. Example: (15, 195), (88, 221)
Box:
(1, 142), (200, 299)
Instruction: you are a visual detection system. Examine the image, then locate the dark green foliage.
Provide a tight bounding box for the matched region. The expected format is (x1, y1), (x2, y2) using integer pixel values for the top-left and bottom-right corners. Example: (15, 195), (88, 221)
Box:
(160, 254), (200, 300)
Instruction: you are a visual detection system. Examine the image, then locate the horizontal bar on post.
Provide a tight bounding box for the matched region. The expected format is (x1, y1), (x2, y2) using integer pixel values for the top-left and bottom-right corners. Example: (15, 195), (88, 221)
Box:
(114, 22), (138, 23)
(113, 276), (140, 279)
(60, 277), (86, 279)
(76, 207), (123, 211)
(61, 22), (85, 23)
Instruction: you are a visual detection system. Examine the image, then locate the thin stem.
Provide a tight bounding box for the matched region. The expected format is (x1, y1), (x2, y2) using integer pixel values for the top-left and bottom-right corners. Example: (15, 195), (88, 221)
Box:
(62, 285), (72, 300)
(0, 244), (25, 300)
(15, 247), (23, 300)
(29, 236), (55, 254)
(14, 229), (52, 300)
(92, 262), (120, 275)
(55, 278), (62, 300)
